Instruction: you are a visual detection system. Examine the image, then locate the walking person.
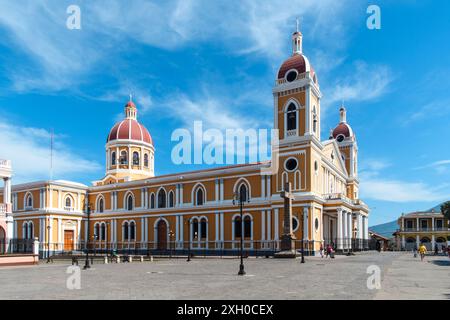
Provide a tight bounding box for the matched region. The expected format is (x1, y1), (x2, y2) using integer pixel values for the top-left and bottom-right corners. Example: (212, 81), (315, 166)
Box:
(319, 244), (324, 258)
(413, 244), (418, 258)
(434, 243), (439, 255)
(419, 243), (427, 262)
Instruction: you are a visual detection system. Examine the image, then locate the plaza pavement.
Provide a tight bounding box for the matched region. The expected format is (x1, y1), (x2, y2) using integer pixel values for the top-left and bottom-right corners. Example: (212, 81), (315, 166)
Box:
(0, 251), (448, 300)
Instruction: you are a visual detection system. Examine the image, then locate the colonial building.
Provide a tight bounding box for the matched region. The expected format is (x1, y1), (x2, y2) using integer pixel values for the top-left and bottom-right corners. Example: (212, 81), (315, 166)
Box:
(0, 28), (370, 256)
(396, 209), (450, 251)
(0, 159), (13, 253)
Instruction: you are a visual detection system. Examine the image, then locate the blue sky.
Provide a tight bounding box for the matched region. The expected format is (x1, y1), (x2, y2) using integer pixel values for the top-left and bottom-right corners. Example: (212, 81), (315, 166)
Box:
(0, 0), (449, 226)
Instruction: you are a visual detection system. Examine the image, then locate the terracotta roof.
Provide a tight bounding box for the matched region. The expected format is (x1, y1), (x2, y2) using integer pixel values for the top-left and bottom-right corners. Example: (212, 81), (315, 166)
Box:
(277, 54), (315, 80)
(332, 122), (352, 139)
(107, 119), (153, 145)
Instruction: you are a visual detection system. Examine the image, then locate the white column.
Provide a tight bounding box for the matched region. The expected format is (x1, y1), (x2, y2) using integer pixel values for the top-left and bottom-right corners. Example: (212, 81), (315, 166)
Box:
(267, 210), (272, 241)
(145, 217), (149, 246)
(220, 212), (224, 243)
(416, 218), (419, 231)
(274, 208), (279, 243)
(220, 179), (224, 202)
(261, 176), (266, 199)
(141, 217), (145, 244)
(431, 234), (435, 250)
(416, 235), (420, 248)
(337, 209), (343, 250)
(431, 217), (434, 231)
(303, 206), (309, 240)
(57, 218), (62, 248)
(261, 210), (266, 242)
(342, 210), (347, 249)
(364, 216), (369, 240)
(267, 176), (271, 198)
(180, 184), (184, 205)
(347, 212), (352, 249)
(401, 235), (405, 249)
(215, 212), (219, 247)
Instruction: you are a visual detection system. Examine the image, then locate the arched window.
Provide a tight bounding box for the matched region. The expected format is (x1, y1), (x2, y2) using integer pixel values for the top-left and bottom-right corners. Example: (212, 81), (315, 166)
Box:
(94, 223), (100, 240)
(287, 103), (297, 131)
(196, 188), (204, 206)
(157, 189), (166, 208)
(65, 196), (72, 208)
(169, 191), (174, 208)
(100, 223), (106, 241)
(133, 151), (139, 165)
(23, 222), (28, 239)
(192, 219), (199, 239)
(111, 152), (116, 165)
(126, 194), (133, 211)
(129, 221), (136, 240)
(144, 154), (149, 167)
(123, 222), (129, 241)
(97, 198), (104, 213)
(244, 216), (251, 238)
(200, 218), (207, 239)
(312, 106), (317, 133)
(238, 184), (248, 202)
(26, 194), (33, 208)
(120, 150), (128, 165)
(150, 193), (155, 209)
(234, 217), (242, 239)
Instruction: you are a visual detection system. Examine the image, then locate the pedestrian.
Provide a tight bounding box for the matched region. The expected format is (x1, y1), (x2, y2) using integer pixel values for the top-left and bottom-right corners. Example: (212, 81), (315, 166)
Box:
(413, 244), (418, 258)
(434, 243), (439, 255)
(418, 243), (427, 262)
(319, 244), (324, 258)
(326, 244), (334, 259)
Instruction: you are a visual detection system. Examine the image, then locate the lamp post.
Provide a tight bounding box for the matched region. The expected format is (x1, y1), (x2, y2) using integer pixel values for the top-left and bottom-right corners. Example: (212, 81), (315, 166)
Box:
(233, 189), (249, 276)
(169, 230), (174, 259)
(83, 202), (92, 270)
(186, 217), (191, 262)
(46, 217), (51, 263)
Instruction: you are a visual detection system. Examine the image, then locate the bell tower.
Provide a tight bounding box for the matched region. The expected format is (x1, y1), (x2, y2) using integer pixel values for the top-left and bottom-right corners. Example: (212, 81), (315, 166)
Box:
(272, 25), (322, 194)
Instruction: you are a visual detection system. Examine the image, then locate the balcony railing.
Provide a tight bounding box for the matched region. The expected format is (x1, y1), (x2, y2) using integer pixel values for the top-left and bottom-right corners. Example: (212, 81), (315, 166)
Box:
(0, 159), (11, 169)
(0, 203), (12, 214)
(398, 227), (450, 232)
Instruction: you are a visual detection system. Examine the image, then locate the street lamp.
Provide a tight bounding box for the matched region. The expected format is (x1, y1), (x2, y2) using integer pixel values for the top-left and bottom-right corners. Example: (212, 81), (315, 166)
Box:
(169, 230), (175, 259)
(83, 202), (92, 270)
(233, 189), (249, 276)
(46, 217), (51, 263)
(185, 217), (191, 262)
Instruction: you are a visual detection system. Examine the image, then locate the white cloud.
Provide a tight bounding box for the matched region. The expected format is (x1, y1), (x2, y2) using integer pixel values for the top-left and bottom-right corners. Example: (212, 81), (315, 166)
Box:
(325, 61), (393, 108)
(0, 0), (353, 93)
(0, 120), (101, 184)
(360, 178), (450, 203)
(415, 159), (450, 174)
(401, 100), (450, 126)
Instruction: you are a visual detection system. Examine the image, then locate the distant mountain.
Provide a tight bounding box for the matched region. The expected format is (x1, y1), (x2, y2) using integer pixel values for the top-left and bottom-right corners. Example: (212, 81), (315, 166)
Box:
(429, 202), (445, 212)
(369, 220), (398, 239)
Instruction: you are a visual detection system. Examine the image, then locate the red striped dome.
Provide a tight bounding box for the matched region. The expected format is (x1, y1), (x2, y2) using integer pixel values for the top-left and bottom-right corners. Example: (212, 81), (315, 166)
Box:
(107, 119), (152, 145)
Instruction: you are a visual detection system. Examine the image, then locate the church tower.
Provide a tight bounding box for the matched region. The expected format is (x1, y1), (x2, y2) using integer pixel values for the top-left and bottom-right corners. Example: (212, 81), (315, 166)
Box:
(331, 104), (359, 199)
(273, 24), (322, 193)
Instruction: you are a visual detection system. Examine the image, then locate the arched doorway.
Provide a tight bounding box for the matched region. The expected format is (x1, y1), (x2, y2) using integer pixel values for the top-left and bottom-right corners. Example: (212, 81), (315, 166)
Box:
(156, 220), (167, 250)
(0, 226), (6, 254)
(436, 237), (446, 251)
(420, 237), (431, 250)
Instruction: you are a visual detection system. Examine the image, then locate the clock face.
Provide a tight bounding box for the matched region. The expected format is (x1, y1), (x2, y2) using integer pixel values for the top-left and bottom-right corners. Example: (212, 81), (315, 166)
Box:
(336, 134), (345, 142)
(286, 70), (297, 82)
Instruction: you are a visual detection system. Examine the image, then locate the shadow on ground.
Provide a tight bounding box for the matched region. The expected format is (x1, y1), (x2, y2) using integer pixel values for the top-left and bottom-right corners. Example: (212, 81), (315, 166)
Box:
(429, 260), (450, 266)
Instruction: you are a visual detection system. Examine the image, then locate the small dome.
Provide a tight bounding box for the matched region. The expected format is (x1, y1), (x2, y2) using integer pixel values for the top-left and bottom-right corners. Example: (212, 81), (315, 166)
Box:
(332, 123), (353, 140)
(277, 53), (316, 81)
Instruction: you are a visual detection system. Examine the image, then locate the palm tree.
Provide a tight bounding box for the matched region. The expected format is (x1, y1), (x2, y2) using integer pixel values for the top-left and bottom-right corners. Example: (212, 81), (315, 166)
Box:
(440, 201), (450, 227)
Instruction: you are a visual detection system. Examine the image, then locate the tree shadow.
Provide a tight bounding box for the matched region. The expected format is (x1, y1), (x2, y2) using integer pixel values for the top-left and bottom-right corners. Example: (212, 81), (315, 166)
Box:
(429, 260), (450, 266)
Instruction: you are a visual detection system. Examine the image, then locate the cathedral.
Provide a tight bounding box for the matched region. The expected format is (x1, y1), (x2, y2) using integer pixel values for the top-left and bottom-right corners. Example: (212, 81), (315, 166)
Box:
(0, 28), (370, 256)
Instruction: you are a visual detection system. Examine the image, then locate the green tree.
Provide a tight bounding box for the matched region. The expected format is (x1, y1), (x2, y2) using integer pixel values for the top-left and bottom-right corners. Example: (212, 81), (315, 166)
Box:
(440, 201), (450, 226)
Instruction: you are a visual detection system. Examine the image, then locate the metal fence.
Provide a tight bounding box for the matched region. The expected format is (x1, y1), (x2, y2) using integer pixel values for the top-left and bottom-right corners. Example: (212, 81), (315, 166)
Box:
(0, 238), (34, 255)
(40, 238), (372, 259)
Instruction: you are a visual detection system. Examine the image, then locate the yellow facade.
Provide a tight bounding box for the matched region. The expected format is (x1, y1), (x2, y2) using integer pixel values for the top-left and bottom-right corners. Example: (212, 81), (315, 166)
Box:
(4, 29), (370, 256)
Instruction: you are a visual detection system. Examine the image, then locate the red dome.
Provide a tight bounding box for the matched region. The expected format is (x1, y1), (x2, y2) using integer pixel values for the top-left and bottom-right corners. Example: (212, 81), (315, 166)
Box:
(277, 54), (315, 80)
(107, 119), (153, 145)
(332, 123), (353, 139)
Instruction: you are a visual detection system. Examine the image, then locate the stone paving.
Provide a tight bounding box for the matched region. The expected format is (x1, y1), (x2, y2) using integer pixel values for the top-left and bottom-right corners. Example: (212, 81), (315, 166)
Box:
(0, 251), (448, 299)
